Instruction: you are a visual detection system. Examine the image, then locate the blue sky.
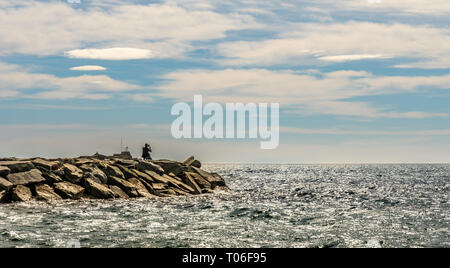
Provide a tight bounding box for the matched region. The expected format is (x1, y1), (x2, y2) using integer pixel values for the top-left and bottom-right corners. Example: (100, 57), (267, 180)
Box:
(0, 0), (449, 163)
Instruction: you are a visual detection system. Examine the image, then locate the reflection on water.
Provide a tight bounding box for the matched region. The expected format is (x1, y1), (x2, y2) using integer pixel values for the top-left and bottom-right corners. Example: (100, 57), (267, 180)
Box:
(0, 164), (448, 248)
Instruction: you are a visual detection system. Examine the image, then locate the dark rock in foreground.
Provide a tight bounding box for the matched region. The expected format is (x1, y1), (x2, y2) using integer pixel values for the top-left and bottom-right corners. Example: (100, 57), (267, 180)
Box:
(0, 155), (229, 203)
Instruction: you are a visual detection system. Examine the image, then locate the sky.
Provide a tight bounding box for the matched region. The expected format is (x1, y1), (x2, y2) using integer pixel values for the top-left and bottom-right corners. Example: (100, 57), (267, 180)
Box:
(0, 0), (449, 163)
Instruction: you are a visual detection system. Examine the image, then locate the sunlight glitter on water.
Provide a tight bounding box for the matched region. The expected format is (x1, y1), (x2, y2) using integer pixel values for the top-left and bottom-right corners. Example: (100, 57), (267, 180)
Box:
(0, 164), (449, 248)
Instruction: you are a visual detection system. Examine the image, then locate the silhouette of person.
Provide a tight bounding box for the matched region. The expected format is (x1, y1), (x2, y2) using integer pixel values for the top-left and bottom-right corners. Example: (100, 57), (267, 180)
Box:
(142, 143), (152, 160)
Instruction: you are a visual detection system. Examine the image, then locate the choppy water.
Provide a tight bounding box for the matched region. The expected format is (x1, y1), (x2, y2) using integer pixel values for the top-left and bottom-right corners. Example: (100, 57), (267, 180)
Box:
(0, 164), (448, 248)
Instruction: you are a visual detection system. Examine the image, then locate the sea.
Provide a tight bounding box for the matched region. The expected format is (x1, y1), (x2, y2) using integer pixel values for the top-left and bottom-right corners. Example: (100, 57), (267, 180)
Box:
(0, 164), (448, 248)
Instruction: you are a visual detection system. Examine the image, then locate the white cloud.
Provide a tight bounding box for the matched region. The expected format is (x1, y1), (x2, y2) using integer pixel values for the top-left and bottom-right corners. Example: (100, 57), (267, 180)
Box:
(282, 127), (450, 136)
(340, 0), (450, 15)
(0, 1), (256, 57)
(0, 89), (20, 98)
(66, 48), (153, 60)
(128, 93), (155, 103)
(0, 62), (140, 100)
(155, 68), (450, 118)
(70, 65), (107, 71)
(217, 22), (450, 68)
(319, 54), (389, 62)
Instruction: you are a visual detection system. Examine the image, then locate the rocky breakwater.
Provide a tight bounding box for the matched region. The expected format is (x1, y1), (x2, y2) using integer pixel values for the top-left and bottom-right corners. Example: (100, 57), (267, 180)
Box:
(0, 156), (229, 203)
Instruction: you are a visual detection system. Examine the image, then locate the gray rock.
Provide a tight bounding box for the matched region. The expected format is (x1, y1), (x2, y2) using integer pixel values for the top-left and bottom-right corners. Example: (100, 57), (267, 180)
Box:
(136, 161), (165, 175)
(117, 165), (137, 179)
(163, 174), (195, 193)
(133, 176), (155, 192)
(0, 177), (13, 191)
(190, 160), (201, 168)
(183, 172), (202, 194)
(151, 183), (167, 191)
(184, 171), (211, 189)
(11, 185), (32, 202)
(84, 167), (108, 184)
(183, 156), (201, 168)
(109, 185), (129, 199)
(0, 166), (10, 177)
(104, 165), (125, 179)
(193, 167), (228, 189)
(0, 161), (35, 173)
(152, 160), (196, 177)
(132, 169), (155, 183)
(41, 171), (63, 184)
(84, 178), (115, 199)
(32, 159), (61, 171)
(54, 182), (85, 199)
(61, 164), (83, 183)
(145, 171), (194, 193)
(7, 169), (46, 186)
(183, 156), (195, 166)
(128, 178), (154, 198)
(108, 176), (139, 197)
(35, 184), (62, 201)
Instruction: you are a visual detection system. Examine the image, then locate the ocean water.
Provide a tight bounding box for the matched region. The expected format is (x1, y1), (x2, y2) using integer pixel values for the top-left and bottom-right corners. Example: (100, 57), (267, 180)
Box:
(0, 164), (448, 248)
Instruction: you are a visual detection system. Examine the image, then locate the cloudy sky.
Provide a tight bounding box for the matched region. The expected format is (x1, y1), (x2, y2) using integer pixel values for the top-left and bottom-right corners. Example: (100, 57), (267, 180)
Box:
(1, 0), (449, 163)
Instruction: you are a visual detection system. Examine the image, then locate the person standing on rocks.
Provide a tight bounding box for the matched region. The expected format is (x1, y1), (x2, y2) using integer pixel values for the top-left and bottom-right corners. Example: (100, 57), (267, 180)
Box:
(142, 143), (152, 160)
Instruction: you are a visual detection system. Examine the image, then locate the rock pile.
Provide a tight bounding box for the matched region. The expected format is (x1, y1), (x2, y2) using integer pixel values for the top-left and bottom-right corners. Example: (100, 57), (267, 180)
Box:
(0, 156), (229, 203)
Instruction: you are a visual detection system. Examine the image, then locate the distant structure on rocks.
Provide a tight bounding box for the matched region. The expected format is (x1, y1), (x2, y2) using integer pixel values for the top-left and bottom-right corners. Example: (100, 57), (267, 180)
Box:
(81, 147), (132, 161)
(112, 147), (133, 160)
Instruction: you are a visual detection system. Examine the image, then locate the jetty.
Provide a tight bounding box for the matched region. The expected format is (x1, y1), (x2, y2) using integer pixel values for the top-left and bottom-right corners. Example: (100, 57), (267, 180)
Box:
(0, 154), (229, 203)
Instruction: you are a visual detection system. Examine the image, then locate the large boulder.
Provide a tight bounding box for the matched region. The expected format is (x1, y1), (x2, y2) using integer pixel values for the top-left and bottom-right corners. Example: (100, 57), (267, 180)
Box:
(143, 170), (169, 184)
(0, 161), (35, 173)
(128, 178), (154, 198)
(162, 174), (195, 193)
(183, 156), (195, 166)
(117, 166), (137, 179)
(183, 156), (201, 168)
(41, 171), (63, 184)
(134, 177), (155, 194)
(61, 164), (83, 183)
(183, 172), (203, 194)
(0, 177), (13, 191)
(190, 160), (201, 168)
(32, 159), (61, 171)
(109, 185), (129, 199)
(184, 171), (211, 190)
(7, 169), (46, 186)
(54, 182), (85, 199)
(0, 166), (10, 177)
(136, 161), (165, 175)
(104, 165), (125, 179)
(132, 169), (154, 183)
(83, 167), (108, 184)
(151, 160), (183, 175)
(84, 178), (115, 199)
(145, 170), (194, 193)
(11, 185), (32, 202)
(192, 167), (228, 189)
(108, 176), (139, 197)
(35, 184), (62, 201)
